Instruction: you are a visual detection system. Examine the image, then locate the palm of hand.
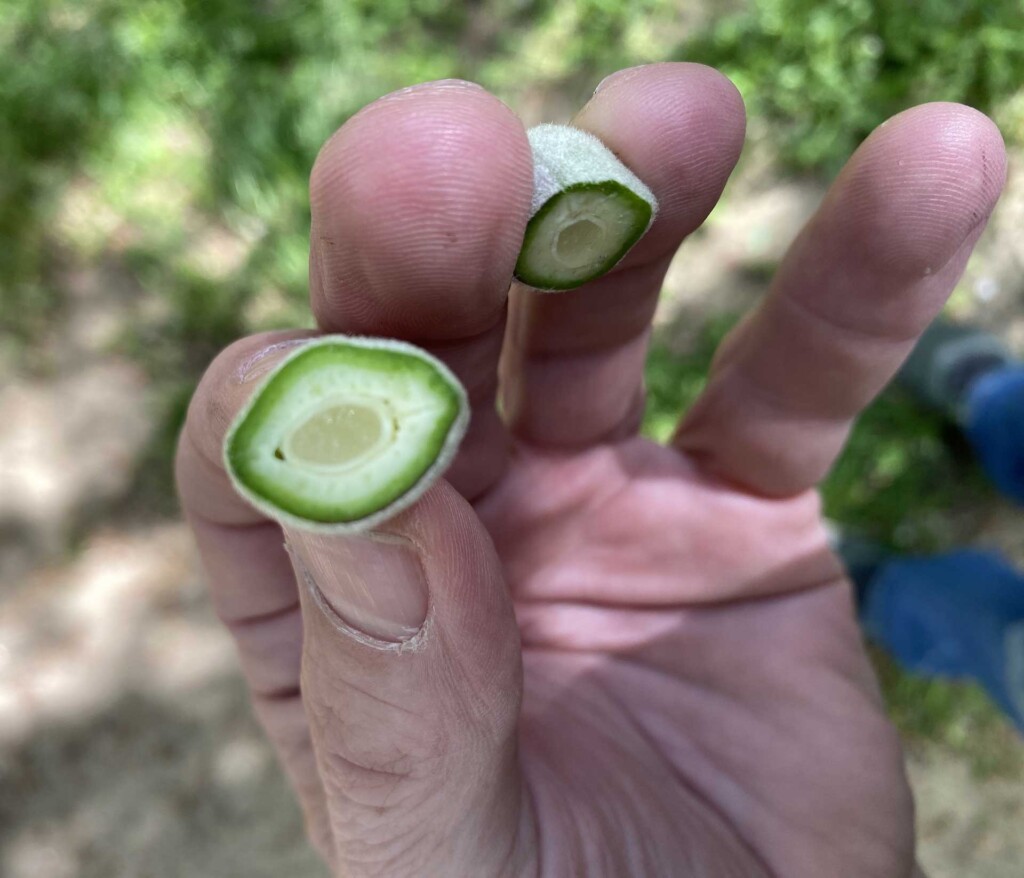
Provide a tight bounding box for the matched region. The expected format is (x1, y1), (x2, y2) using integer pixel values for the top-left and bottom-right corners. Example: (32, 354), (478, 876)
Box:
(477, 439), (911, 877)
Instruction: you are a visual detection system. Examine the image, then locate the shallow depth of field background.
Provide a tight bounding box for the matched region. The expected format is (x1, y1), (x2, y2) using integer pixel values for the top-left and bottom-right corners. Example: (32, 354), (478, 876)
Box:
(2, 1), (1024, 875)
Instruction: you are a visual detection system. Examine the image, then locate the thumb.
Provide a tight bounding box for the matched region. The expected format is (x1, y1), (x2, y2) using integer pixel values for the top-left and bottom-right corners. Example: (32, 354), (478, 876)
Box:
(283, 481), (534, 877)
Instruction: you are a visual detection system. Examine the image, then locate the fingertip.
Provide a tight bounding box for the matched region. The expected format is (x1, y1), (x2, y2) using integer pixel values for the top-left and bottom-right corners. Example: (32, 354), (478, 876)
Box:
(580, 62), (747, 149)
(589, 61), (745, 119)
(185, 331), (316, 453)
(176, 331), (320, 527)
(833, 102), (1007, 280)
(308, 79), (492, 196)
(309, 80), (534, 338)
(573, 62), (747, 260)
(876, 101), (1006, 195)
(911, 101), (1008, 210)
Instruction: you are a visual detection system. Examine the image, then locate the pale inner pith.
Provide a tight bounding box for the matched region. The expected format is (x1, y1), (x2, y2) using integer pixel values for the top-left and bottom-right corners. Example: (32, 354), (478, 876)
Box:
(555, 217), (606, 268)
(282, 401), (388, 468)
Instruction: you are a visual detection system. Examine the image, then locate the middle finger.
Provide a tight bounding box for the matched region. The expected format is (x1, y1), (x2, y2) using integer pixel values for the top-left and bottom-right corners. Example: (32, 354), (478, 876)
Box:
(501, 63), (747, 447)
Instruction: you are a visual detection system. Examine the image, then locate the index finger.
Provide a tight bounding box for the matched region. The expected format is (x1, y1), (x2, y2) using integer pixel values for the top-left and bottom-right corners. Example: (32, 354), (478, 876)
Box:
(308, 80), (534, 499)
(500, 63), (748, 447)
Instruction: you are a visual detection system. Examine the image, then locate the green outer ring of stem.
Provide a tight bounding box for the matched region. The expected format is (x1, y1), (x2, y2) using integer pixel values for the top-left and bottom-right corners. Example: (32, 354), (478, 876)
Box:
(224, 337), (466, 529)
(514, 180), (653, 291)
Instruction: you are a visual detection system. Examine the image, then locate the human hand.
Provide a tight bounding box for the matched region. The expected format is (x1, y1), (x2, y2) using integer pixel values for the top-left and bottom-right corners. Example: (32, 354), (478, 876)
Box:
(176, 65), (1006, 877)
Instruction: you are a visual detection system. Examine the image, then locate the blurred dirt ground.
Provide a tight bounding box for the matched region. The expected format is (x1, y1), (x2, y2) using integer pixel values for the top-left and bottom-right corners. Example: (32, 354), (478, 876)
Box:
(2, 144), (1023, 877)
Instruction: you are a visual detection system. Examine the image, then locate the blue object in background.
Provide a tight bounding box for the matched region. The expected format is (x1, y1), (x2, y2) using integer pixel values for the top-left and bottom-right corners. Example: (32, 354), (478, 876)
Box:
(860, 550), (1024, 731)
(963, 364), (1024, 506)
(847, 322), (1024, 733)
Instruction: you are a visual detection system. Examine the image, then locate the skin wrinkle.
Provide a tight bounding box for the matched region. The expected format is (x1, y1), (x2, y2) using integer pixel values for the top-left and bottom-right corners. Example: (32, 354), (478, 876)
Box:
(598, 387), (647, 445)
(680, 413), (851, 499)
(713, 351), (867, 426)
(508, 332), (652, 446)
(191, 530), (296, 620)
(776, 226), (984, 341)
(527, 534), (838, 610)
(523, 658), (768, 877)
(777, 280), (938, 347)
(223, 597), (301, 630)
(651, 596), (863, 705)
(305, 693), (436, 812)
(701, 236), (982, 427)
(511, 259), (670, 357)
(316, 735), (418, 783)
(743, 313), (910, 417)
(252, 683), (303, 702)
(424, 326), (509, 495)
(230, 611), (304, 695)
(605, 632), (904, 877)
(803, 207), (990, 302)
(486, 437), (837, 606)
(493, 446), (634, 580)
(328, 674), (426, 724)
(597, 679), (776, 878)
(519, 596), (806, 656)
(421, 324), (506, 400)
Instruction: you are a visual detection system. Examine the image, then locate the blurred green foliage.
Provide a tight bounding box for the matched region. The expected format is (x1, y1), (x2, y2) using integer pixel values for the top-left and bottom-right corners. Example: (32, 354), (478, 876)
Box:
(2, 0), (1022, 754)
(1, 0), (140, 347)
(4, 0), (1024, 361)
(0, 0), (682, 366)
(683, 0), (1024, 171)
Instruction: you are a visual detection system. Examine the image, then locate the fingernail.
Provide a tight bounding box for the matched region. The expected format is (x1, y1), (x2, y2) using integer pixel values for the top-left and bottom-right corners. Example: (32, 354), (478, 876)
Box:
(285, 529), (429, 643)
(235, 339), (311, 384)
(593, 65), (643, 96)
(379, 79), (484, 104)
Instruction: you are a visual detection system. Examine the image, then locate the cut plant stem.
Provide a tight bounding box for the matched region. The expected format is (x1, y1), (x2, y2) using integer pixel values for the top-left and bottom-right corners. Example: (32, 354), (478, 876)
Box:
(515, 124), (658, 291)
(224, 335), (468, 533)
